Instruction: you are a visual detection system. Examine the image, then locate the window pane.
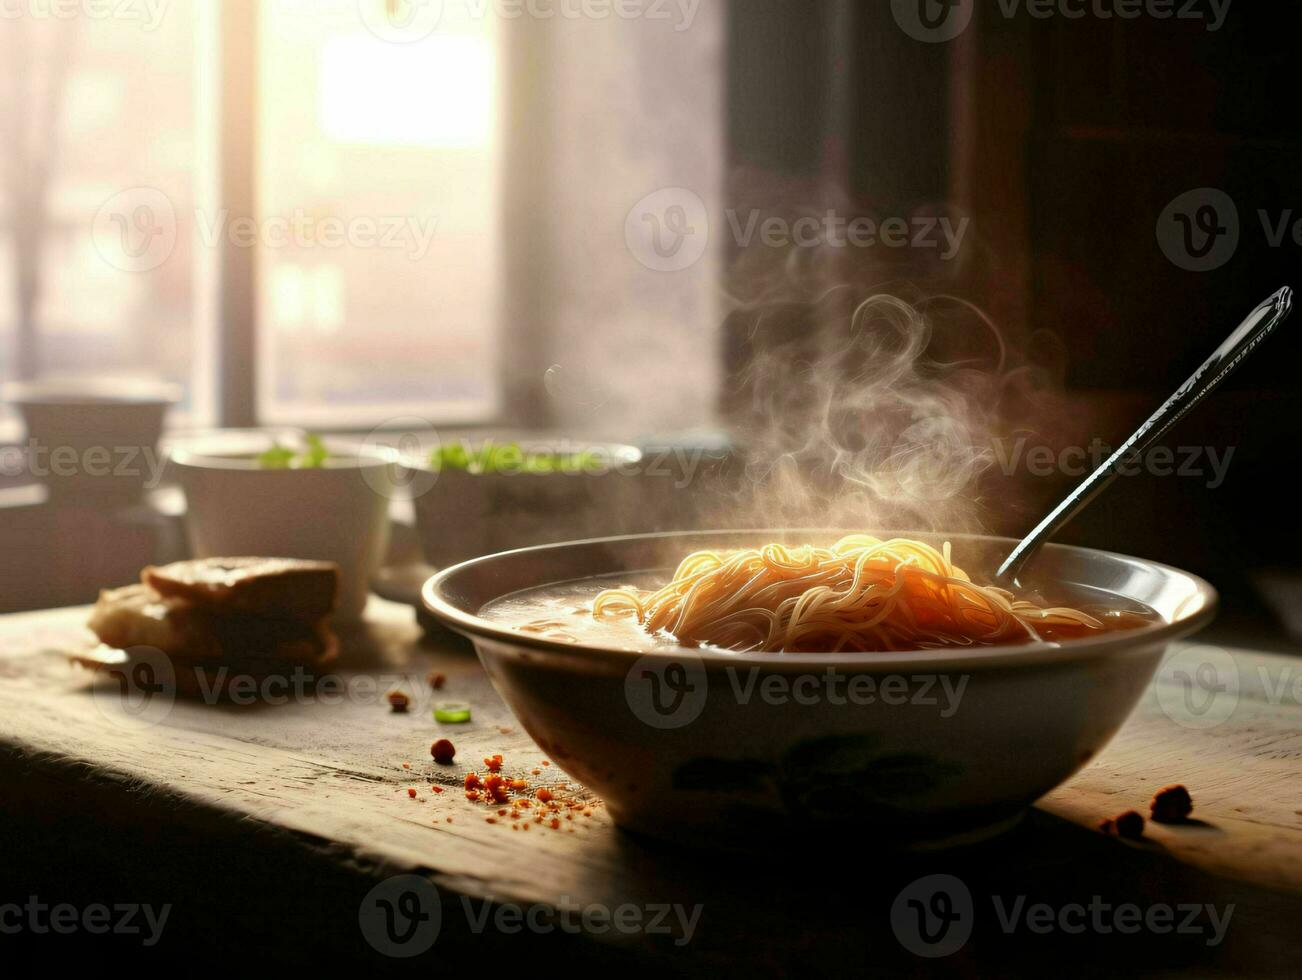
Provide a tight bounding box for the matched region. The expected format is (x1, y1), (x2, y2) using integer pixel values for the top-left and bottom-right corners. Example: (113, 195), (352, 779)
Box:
(257, 0), (501, 426)
(0, 5), (212, 433)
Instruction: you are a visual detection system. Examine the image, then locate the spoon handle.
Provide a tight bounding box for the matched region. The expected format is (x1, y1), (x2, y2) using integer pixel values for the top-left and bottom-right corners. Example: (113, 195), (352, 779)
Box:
(996, 286), (1293, 586)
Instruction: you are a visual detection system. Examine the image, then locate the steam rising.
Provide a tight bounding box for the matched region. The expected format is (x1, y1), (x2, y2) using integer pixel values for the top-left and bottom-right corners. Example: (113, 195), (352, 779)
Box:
(718, 287), (1044, 534)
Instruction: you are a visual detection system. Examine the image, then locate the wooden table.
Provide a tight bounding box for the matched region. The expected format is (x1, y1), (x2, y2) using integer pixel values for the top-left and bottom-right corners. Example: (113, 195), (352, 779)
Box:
(2, 599), (1299, 975)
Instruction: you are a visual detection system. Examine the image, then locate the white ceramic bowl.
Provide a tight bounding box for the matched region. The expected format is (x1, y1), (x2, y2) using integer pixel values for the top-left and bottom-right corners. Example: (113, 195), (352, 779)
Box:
(424, 530), (1217, 849)
(406, 440), (643, 568)
(170, 433), (398, 621)
(3, 378), (178, 502)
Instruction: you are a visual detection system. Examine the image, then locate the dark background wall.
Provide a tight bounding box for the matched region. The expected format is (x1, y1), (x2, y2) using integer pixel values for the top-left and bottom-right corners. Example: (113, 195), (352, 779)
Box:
(724, 1), (1302, 632)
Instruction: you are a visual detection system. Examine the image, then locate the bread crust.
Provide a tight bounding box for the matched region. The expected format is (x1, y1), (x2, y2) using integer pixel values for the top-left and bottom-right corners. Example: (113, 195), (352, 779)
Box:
(142, 557), (339, 622)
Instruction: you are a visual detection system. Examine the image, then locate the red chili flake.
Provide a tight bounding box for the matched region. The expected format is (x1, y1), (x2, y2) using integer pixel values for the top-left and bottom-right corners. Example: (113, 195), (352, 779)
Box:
(430, 786), (444, 794)
(401, 763), (411, 770)
(1100, 810), (1145, 839)
(431, 739), (456, 765)
(536, 788), (554, 803)
(541, 761), (551, 767)
(485, 817), (498, 824)
(407, 788), (417, 799)
(387, 691), (410, 713)
(484, 755), (504, 773)
(464, 772), (482, 790)
(426, 670), (447, 690)
(509, 778), (528, 790)
(1150, 785), (1194, 823)
(465, 790), (480, 801)
(549, 818), (561, 830)
(1118, 810), (1145, 838)
(531, 769), (542, 776)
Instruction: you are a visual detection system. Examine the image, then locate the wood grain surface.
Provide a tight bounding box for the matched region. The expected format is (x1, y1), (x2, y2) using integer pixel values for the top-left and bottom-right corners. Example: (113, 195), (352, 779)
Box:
(1, 599), (1299, 975)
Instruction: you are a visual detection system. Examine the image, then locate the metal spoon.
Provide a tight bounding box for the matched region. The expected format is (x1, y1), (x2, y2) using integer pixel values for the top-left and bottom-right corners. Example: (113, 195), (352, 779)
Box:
(995, 285), (1293, 587)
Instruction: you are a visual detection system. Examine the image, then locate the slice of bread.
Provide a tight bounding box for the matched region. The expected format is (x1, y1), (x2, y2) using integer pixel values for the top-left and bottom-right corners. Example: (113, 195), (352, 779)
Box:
(87, 584), (197, 655)
(142, 557), (339, 622)
(87, 583), (337, 667)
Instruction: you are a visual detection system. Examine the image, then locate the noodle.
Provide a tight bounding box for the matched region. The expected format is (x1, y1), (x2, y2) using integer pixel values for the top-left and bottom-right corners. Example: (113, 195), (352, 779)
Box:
(592, 535), (1106, 652)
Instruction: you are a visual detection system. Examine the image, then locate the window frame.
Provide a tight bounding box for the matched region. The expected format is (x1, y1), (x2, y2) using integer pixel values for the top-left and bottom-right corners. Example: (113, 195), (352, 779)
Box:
(2, 0), (507, 443)
(219, 0), (506, 433)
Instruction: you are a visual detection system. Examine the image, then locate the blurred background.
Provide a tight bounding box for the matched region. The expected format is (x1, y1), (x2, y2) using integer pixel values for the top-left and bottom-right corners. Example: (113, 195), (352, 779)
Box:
(1, 0), (1299, 648)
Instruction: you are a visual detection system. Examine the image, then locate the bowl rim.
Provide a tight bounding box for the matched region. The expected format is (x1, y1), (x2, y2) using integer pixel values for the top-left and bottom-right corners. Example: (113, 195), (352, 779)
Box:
(422, 529), (1219, 672)
(400, 438), (644, 474)
(169, 433), (398, 471)
(3, 378), (180, 407)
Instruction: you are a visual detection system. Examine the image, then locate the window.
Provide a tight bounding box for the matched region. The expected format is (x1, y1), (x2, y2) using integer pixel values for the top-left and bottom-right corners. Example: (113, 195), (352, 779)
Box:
(0, 4), (210, 432)
(257, 0), (501, 424)
(3, 1), (728, 445)
(1, 0), (502, 436)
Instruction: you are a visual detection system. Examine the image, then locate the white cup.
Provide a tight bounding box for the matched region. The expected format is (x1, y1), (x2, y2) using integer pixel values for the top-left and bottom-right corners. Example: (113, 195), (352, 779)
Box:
(169, 433), (397, 621)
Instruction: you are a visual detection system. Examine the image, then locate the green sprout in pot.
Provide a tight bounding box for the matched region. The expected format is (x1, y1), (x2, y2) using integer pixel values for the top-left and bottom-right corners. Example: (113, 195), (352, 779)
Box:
(258, 434), (330, 469)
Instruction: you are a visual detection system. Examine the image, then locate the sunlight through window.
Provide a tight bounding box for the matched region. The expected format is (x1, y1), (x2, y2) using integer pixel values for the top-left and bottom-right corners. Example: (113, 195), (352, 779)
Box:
(320, 34), (495, 147)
